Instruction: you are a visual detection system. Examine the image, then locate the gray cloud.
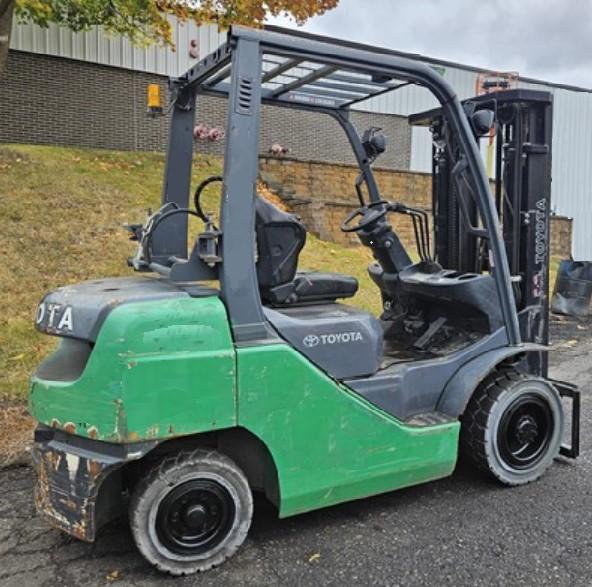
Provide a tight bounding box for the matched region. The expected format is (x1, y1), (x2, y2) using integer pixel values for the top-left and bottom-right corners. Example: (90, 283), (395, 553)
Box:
(268, 0), (592, 88)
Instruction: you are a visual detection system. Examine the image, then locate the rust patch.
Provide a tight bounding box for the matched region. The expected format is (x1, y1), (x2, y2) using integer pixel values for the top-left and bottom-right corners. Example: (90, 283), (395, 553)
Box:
(33, 448), (100, 543)
(145, 424), (160, 438)
(127, 431), (139, 442)
(113, 399), (127, 440)
(88, 460), (102, 480)
(50, 418), (60, 429)
(87, 426), (98, 439)
(59, 497), (78, 512)
(34, 456), (50, 512)
(63, 421), (76, 435)
(47, 450), (60, 471)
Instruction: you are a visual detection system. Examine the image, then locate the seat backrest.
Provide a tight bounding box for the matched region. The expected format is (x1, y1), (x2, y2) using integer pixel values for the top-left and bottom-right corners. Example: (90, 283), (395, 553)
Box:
(255, 197), (306, 290)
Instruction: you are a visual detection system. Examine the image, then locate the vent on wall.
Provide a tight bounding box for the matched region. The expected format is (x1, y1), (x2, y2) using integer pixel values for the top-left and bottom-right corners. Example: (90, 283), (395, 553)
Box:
(235, 76), (254, 115)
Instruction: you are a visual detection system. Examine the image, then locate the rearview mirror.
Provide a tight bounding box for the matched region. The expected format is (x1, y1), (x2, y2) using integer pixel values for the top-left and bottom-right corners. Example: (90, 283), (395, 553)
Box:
(362, 127), (387, 161)
(471, 109), (495, 136)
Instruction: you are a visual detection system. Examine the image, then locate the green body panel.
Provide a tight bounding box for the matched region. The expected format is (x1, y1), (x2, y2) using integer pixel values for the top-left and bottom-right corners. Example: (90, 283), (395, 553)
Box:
(237, 344), (459, 518)
(31, 295), (459, 516)
(29, 296), (236, 441)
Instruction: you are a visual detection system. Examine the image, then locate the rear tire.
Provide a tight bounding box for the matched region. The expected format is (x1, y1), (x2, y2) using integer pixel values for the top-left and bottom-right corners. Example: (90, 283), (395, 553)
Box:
(461, 369), (564, 486)
(129, 449), (253, 575)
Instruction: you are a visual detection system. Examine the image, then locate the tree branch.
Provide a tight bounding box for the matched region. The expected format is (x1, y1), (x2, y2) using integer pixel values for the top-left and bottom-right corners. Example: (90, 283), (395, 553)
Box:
(0, 0), (14, 73)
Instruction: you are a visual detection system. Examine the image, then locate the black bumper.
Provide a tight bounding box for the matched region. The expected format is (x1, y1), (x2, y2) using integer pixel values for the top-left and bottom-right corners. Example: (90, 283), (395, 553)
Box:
(32, 427), (157, 542)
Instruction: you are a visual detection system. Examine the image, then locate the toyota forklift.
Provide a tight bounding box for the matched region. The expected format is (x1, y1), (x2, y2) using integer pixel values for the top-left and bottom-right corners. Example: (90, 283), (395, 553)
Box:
(30, 26), (579, 575)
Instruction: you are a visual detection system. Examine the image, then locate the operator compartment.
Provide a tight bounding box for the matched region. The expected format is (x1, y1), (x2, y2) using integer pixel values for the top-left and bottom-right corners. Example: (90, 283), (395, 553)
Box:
(264, 303), (383, 379)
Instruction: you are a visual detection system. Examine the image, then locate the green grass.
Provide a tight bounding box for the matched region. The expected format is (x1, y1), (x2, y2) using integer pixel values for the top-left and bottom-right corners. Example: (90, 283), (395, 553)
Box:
(0, 144), (383, 399)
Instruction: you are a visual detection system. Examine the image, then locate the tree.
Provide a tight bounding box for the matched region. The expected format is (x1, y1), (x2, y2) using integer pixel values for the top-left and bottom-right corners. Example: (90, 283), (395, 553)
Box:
(0, 1), (14, 70)
(0, 0), (339, 72)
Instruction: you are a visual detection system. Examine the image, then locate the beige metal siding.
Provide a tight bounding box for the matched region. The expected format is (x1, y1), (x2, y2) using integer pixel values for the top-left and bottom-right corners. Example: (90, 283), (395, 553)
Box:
(10, 18), (225, 77)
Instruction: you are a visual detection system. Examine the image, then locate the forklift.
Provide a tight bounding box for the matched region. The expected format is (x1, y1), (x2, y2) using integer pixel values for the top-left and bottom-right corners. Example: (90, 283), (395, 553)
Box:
(30, 26), (579, 575)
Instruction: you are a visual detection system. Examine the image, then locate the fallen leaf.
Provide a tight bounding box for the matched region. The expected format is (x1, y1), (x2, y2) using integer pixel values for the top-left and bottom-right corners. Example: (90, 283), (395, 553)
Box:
(565, 339), (578, 347)
(9, 353), (25, 361)
(106, 570), (120, 582)
(308, 553), (321, 563)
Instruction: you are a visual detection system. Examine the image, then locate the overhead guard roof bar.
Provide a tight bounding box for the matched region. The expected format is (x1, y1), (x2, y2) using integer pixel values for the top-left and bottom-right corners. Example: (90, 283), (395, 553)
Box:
(268, 64), (337, 98)
(201, 62), (410, 109)
(176, 29), (421, 110)
(176, 42), (232, 89)
(261, 57), (303, 83)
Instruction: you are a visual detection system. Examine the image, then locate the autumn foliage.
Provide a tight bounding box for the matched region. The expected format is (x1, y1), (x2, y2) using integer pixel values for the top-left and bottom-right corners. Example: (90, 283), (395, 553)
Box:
(13, 0), (340, 47)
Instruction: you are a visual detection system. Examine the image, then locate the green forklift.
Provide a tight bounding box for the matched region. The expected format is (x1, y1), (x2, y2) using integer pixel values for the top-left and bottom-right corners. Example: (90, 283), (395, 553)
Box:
(30, 26), (579, 575)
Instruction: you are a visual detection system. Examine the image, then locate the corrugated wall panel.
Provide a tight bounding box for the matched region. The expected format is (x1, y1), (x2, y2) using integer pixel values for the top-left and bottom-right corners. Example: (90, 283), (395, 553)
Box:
(550, 89), (592, 259)
(9, 18), (225, 77)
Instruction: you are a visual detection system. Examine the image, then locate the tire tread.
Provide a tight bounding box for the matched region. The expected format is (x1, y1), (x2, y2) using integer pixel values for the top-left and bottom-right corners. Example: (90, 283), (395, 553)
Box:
(129, 448), (252, 576)
(460, 368), (551, 485)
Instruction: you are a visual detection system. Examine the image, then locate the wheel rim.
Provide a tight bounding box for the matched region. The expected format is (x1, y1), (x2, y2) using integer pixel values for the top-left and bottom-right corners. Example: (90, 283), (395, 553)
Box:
(497, 393), (554, 470)
(155, 479), (235, 556)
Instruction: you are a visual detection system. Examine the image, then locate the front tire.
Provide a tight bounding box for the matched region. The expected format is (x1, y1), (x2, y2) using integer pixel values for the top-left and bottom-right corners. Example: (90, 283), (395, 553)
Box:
(461, 369), (564, 486)
(130, 449), (253, 575)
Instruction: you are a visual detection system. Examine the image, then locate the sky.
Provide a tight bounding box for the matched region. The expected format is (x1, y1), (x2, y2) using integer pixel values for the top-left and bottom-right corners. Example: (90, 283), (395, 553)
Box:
(267, 0), (592, 89)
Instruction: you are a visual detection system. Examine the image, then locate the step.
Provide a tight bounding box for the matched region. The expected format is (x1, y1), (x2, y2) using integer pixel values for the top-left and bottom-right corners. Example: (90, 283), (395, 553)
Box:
(404, 412), (457, 427)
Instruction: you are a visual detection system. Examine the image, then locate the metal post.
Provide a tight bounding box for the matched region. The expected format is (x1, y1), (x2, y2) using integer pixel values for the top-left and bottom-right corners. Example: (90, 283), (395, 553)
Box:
(153, 86), (196, 261)
(219, 37), (275, 342)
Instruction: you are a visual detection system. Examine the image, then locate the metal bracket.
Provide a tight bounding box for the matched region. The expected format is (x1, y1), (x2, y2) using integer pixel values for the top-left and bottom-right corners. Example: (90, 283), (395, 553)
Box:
(198, 221), (222, 266)
(550, 378), (581, 459)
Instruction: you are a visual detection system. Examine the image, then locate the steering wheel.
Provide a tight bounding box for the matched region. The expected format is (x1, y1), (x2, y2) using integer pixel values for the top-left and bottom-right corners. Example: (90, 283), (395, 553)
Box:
(341, 201), (388, 233)
(193, 175), (223, 221)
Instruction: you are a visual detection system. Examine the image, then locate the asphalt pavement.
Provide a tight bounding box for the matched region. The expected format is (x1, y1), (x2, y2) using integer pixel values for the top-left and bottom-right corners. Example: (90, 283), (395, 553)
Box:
(1, 316), (590, 587)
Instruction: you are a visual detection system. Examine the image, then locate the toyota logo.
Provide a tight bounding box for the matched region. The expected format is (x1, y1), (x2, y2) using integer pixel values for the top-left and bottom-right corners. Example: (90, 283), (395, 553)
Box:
(303, 334), (320, 348)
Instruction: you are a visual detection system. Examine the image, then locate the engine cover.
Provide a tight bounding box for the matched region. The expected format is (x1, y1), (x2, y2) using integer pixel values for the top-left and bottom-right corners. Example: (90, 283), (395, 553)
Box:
(35, 276), (217, 341)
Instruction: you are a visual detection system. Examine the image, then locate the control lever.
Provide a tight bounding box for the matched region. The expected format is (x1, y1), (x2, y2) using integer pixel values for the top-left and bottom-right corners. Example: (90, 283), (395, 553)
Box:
(386, 202), (432, 262)
(197, 215), (222, 266)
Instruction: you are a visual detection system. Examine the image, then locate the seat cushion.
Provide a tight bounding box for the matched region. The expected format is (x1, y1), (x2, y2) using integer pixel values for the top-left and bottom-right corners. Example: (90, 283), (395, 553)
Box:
(263, 271), (359, 305)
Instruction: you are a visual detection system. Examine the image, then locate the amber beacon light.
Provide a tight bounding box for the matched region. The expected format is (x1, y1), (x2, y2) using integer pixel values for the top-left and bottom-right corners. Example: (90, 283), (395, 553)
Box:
(147, 84), (162, 117)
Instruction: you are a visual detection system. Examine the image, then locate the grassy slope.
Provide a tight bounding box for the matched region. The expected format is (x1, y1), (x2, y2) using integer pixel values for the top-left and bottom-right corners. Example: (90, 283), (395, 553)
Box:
(0, 145), (382, 399)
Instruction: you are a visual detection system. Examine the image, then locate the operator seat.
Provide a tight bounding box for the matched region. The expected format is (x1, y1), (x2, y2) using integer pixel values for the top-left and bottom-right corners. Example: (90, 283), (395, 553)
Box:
(255, 197), (359, 305)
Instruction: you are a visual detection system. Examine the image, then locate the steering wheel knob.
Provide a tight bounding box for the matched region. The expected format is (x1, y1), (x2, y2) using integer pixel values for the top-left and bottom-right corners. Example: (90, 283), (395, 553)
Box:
(341, 203), (388, 233)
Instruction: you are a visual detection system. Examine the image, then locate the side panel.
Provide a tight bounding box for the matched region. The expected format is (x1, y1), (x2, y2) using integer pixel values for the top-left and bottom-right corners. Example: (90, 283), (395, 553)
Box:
(237, 344), (459, 518)
(29, 297), (236, 441)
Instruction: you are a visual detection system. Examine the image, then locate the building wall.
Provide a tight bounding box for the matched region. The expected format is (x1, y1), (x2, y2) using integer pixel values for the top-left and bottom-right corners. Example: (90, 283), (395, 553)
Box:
(7, 17), (587, 257)
(196, 94), (411, 168)
(0, 50), (411, 169)
(0, 50), (170, 151)
(259, 156), (573, 261)
(260, 156), (432, 249)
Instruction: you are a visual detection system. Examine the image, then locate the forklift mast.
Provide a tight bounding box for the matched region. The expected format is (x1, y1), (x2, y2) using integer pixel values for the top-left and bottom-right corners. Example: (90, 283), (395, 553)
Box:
(411, 90), (553, 376)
